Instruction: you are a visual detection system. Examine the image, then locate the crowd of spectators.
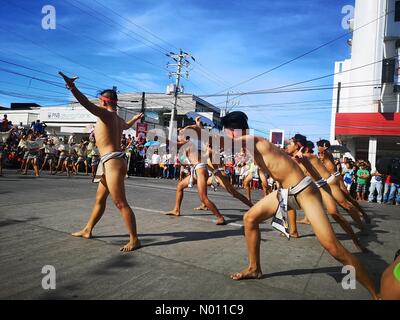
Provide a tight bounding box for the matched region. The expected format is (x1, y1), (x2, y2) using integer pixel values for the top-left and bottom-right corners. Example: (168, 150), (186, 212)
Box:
(1, 113), (399, 205)
(337, 157), (399, 205)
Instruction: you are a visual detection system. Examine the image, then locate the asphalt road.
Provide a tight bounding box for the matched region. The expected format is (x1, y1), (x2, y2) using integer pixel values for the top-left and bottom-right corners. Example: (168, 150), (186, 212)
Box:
(0, 170), (399, 300)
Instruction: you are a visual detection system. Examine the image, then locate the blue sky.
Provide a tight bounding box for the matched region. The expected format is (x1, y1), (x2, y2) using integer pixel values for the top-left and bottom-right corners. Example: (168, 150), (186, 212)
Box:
(0, 0), (355, 140)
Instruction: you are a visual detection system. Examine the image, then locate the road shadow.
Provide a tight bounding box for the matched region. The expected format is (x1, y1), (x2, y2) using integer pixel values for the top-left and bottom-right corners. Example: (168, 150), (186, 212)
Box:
(261, 266), (343, 283)
(37, 282), (82, 300)
(90, 253), (138, 276)
(96, 229), (244, 248)
(184, 212), (245, 223)
(353, 250), (390, 289)
(0, 217), (40, 228)
(92, 234), (157, 247)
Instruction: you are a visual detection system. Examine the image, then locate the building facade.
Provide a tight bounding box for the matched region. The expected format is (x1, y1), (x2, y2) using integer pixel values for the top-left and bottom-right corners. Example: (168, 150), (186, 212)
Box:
(330, 0), (400, 168)
(1, 92), (221, 136)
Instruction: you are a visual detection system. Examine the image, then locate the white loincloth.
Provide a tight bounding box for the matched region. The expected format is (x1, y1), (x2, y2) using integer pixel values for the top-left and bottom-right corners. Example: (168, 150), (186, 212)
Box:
(271, 176), (313, 239)
(315, 178), (328, 188)
(93, 151), (126, 183)
(188, 163), (208, 188)
(326, 174), (336, 184)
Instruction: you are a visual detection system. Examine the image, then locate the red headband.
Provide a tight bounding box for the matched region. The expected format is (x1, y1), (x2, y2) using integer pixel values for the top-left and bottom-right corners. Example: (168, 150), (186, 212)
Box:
(99, 96), (118, 104)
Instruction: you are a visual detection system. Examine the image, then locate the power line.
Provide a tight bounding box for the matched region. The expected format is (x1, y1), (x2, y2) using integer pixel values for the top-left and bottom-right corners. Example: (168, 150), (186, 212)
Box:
(5, 0), (231, 99)
(70, 0), (169, 55)
(0, 80), (71, 98)
(208, 81), (381, 101)
(0, 90), (72, 104)
(60, 0), (168, 70)
(86, 0), (244, 95)
(201, 83), (382, 103)
(211, 9), (394, 95)
(2, 1), (158, 93)
(0, 49), (103, 91)
(0, 66), (98, 98)
(0, 57), (97, 97)
(88, 0), (235, 91)
(206, 56), (392, 105)
(0, 58), (66, 82)
(0, 67), (66, 89)
(59, 0), (218, 98)
(90, 0), (174, 53)
(0, 26), (143, 94)
(240, 100), (400, 112)
(228, 92), (382, 109)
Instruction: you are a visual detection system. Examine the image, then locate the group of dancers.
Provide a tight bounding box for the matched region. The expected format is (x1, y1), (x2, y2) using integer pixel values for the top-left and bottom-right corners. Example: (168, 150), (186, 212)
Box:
(58, 71), (398, 299)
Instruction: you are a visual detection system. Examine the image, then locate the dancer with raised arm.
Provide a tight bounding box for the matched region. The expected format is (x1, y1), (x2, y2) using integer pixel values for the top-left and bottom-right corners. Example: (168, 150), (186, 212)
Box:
(59, 72), (143, 252)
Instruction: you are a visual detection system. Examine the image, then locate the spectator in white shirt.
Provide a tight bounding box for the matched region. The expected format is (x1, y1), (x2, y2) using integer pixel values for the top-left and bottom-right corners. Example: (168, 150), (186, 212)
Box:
(151, 150), (161, 178)
(368, 168), (384, 204)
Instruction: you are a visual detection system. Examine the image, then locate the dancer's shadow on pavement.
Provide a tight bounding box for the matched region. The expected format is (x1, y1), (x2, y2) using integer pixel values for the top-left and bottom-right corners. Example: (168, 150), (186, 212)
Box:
(94, 229), (244, 248)
(185, 212), (245, 223)
(0, 217), (40, 228)
(353, 250), (390, 289)
(260, 266), (343, 282)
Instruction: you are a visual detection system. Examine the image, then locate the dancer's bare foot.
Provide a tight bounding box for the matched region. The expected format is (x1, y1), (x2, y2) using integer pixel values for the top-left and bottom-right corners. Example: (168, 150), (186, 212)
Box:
(194, 206), (209, 211)
(297, 218), (311, 225)
(71, 228), (92, 239)
(216, 216), (226, 225)
(120, 239), (141, 252)
(165, 209), (180, 217)
(230, 267), (262, 280)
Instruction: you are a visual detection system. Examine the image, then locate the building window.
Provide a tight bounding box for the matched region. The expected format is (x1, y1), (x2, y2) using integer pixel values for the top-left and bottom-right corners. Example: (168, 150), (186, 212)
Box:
(382, 58), (395, 83)
(396, 1), (400, 22)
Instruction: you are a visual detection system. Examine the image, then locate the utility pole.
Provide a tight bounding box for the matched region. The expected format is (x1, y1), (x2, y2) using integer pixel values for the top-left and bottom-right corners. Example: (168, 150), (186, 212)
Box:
(336, 82), (341, 113)
(141, 92), (145, 123)
(166, 49), (194, 141)
(224, 91), (229, 116)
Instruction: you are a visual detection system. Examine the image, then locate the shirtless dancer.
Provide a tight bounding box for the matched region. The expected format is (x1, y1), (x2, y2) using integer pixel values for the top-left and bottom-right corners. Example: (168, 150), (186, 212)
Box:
(40, 138), (57, 174)
(165, 118), (226, 225)
(74, 140), (89, 175)
(60, 71), (143, 252)
(194, 144), (253, 211)
(0, 127), (14, 176)
(22, 133), (42, 177)
(317, 139), (370, 224)
(242, 158), (270, 202)
(91, 143), (100, 179)
(296, 140), (367, 230)
(221, 112), (378, 299)
(66, 144), (78, 177)
(55, 139), (68, 175)
(286, 136), (368, 252)
(18, 135), (29, 174)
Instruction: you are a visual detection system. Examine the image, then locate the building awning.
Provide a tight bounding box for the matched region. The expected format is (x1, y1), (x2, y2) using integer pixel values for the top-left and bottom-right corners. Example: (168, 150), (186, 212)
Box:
(60, 126), (94, 134)
(336, 113), (400, 136)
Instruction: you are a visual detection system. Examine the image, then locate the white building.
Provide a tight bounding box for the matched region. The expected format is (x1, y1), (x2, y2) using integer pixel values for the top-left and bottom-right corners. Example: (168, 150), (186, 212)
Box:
(330, 0), (400, 168)
(1, 92), (221, 136)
